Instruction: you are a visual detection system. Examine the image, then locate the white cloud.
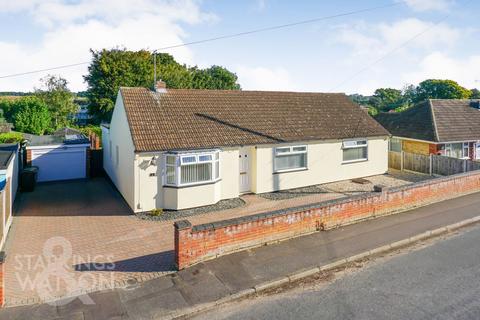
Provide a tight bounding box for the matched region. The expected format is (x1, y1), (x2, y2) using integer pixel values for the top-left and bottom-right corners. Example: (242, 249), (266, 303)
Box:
(254, 0), (267, 11)
(235, 66), (296, 91)
(327, 17), (467, 94)
(403, 52), (480, 89)
(401, 0), (453, 12)
(336, 18), (460, 58)
(0, 0), (215, 91)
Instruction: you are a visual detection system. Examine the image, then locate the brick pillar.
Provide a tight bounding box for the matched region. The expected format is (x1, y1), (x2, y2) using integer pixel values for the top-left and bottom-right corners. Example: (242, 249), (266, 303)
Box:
(0, 251), (5, 307)
(26, 149), (32, 167)
(174, 220), (192, 270)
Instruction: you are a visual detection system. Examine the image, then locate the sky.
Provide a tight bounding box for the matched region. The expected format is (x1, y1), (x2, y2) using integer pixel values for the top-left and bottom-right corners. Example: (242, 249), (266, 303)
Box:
(0, 0), (479, 95)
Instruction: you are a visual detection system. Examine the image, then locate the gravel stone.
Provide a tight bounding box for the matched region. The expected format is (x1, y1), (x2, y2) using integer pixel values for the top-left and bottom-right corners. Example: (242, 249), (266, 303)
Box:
(135, 198), (246, 221)
(258, 185), (331, 200)
(258, 169), (434, 201)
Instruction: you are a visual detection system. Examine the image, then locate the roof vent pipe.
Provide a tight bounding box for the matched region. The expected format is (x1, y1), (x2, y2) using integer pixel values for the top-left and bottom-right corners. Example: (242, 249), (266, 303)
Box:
(152, 50), (166, 93)
(155, 80), (167, 93)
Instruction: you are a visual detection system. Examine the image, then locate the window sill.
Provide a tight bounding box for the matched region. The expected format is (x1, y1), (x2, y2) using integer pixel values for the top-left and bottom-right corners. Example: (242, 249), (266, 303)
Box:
(342, 159), (368, 164)
(164, 179), (221, 189)
(273, 168), (308, 174)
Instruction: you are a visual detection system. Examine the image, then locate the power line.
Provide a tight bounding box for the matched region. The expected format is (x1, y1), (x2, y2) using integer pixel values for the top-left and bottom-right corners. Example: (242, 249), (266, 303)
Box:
(329, 0), (472, 92)
(153, 2), (404, 52)
(0, 1), (403, 80)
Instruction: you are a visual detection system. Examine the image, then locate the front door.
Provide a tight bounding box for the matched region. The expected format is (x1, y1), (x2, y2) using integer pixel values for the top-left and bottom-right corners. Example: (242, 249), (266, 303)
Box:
(239, 147), (251, 193)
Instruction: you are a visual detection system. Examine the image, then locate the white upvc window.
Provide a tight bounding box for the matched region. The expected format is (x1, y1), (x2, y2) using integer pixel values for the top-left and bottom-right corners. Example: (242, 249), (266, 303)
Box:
(342, 139), (368, 163)
(164, 150), (220, 187)
(445, 142), (469, 159)
(389, 138), (402, 152)
(274, 145), (307, 172)
(463, 142), (469, 158)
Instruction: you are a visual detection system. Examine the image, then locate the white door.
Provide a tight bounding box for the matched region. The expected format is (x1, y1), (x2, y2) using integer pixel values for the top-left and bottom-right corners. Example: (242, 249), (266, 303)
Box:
(32, 147), (87, 182)
(239, 147), (251, 193)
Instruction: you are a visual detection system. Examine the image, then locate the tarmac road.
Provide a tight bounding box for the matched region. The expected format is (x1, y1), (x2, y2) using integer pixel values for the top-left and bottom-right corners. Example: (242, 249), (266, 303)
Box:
(192, 224), (480, 320)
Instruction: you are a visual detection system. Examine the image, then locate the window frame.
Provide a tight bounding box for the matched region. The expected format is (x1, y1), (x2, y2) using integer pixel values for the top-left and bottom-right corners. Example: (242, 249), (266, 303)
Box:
(389, 138), (402, 153)
(273, 145), (308, 173)
(164, 150), (221, 187)
(342, 139), (368, 164)
(445, 142), (470, 159)
(462, 142), (469, 159)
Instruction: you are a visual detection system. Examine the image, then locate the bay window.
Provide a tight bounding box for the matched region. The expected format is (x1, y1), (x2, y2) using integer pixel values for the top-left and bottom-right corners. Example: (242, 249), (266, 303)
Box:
(342, 140), (368, 163)
(165, 150), (220, 186)
(274, 145), (307, 172)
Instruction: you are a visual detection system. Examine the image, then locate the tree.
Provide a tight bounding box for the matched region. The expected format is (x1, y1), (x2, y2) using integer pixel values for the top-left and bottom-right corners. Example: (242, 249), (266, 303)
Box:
(369, 88), (404, 112)
(35, 75), (77, 129)
(84, 48), (241, 122)
(12, 97), (52, 135)
(401, 84), (417, 106)
(414, 79), (471, 103)
(470, 88), (480, 99)
(191, 66), (241, 90)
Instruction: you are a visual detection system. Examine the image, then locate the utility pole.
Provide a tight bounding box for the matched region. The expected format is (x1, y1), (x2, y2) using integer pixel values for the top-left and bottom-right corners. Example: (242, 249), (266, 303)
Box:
(153, 50), (157, 88)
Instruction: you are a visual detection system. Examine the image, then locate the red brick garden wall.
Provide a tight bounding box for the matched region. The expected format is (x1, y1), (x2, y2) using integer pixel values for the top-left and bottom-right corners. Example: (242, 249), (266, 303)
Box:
(174, 170), (480, 270)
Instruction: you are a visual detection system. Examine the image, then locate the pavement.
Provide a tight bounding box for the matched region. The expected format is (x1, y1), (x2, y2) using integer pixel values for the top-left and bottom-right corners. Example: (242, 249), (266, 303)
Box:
(2, 190), (480, 319)
(192, 222), (480, 320)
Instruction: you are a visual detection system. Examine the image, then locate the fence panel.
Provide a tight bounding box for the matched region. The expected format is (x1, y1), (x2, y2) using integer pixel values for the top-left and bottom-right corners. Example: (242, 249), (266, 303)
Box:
(390, 151), (480, 176)
(388, 151), (401, 170)
(467, 160), (480, 172)
(431, 155), (464, 176)
(403, 152), (430, 174)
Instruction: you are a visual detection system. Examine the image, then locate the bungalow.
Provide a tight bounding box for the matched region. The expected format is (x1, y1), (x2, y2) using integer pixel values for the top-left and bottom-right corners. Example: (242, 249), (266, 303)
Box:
(375, 99), (480, 159)
(102, 82), (389, 212)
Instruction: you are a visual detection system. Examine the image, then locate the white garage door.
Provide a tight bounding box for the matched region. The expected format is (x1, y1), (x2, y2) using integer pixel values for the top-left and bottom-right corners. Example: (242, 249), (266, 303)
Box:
(31, 147), (87, 182)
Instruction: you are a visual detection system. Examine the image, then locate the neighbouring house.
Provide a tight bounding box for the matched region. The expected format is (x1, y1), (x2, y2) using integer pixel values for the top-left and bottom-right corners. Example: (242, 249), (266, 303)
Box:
(0, 144), (19, 249)
(72, 98), (92, 125)
(376, 99), (480, 160)
(102, 82), (390, 212)
(24, 128), (91, 182)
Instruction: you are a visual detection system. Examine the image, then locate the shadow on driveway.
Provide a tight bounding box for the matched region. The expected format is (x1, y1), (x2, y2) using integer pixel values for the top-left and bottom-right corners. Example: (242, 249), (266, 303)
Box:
(14, 177), (132, 216)
(74, 250), (175, 273)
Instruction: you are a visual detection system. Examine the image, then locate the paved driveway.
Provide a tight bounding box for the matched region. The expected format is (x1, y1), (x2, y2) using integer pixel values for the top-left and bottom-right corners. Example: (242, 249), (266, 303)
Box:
(4, 178), (174, 306)
(3, 177), (345, 306)
(3, 172), (424, 306)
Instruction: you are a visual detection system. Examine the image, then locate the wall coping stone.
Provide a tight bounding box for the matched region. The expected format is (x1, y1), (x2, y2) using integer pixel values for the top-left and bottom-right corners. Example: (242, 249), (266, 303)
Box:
(189, 170), (480, 232)
(174, 220), (192, 230)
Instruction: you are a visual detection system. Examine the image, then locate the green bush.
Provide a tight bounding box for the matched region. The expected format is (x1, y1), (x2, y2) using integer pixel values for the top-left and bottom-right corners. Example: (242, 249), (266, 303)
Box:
(0, 132), (23, 143)
(12, 97), (52, 135)
(149, 208), (163, 216)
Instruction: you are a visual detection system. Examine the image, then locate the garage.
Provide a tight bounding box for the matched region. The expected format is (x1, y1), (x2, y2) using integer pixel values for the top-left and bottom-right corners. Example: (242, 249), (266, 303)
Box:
(31, 146), (88, 182)
(25, 129), (90, 182)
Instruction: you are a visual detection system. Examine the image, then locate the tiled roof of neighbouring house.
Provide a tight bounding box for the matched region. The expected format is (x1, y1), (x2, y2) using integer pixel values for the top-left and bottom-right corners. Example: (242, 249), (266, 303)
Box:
(120, 87), (390, 152)
(24, 127), (89, 146)
(375, 99), (480, 143)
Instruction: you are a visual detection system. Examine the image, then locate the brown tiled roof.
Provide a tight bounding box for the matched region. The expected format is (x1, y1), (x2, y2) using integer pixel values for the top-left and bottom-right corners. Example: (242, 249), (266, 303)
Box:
(375, 99), (480, 143)
(375, 101), (437, 142)
(120, 87), (389, 152)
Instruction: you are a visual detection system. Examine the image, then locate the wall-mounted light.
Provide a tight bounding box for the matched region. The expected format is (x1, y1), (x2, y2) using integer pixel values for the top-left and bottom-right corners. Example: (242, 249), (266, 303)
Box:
(150, 156), (158, 166)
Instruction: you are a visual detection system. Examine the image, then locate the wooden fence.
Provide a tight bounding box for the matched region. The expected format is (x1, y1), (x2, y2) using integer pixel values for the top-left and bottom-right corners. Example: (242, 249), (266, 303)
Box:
(388, 151), (480, 176)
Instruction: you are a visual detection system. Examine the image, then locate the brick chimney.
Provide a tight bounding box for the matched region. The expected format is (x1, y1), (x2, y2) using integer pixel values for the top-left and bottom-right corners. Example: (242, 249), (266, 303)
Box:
(154, 80), (167, 93)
